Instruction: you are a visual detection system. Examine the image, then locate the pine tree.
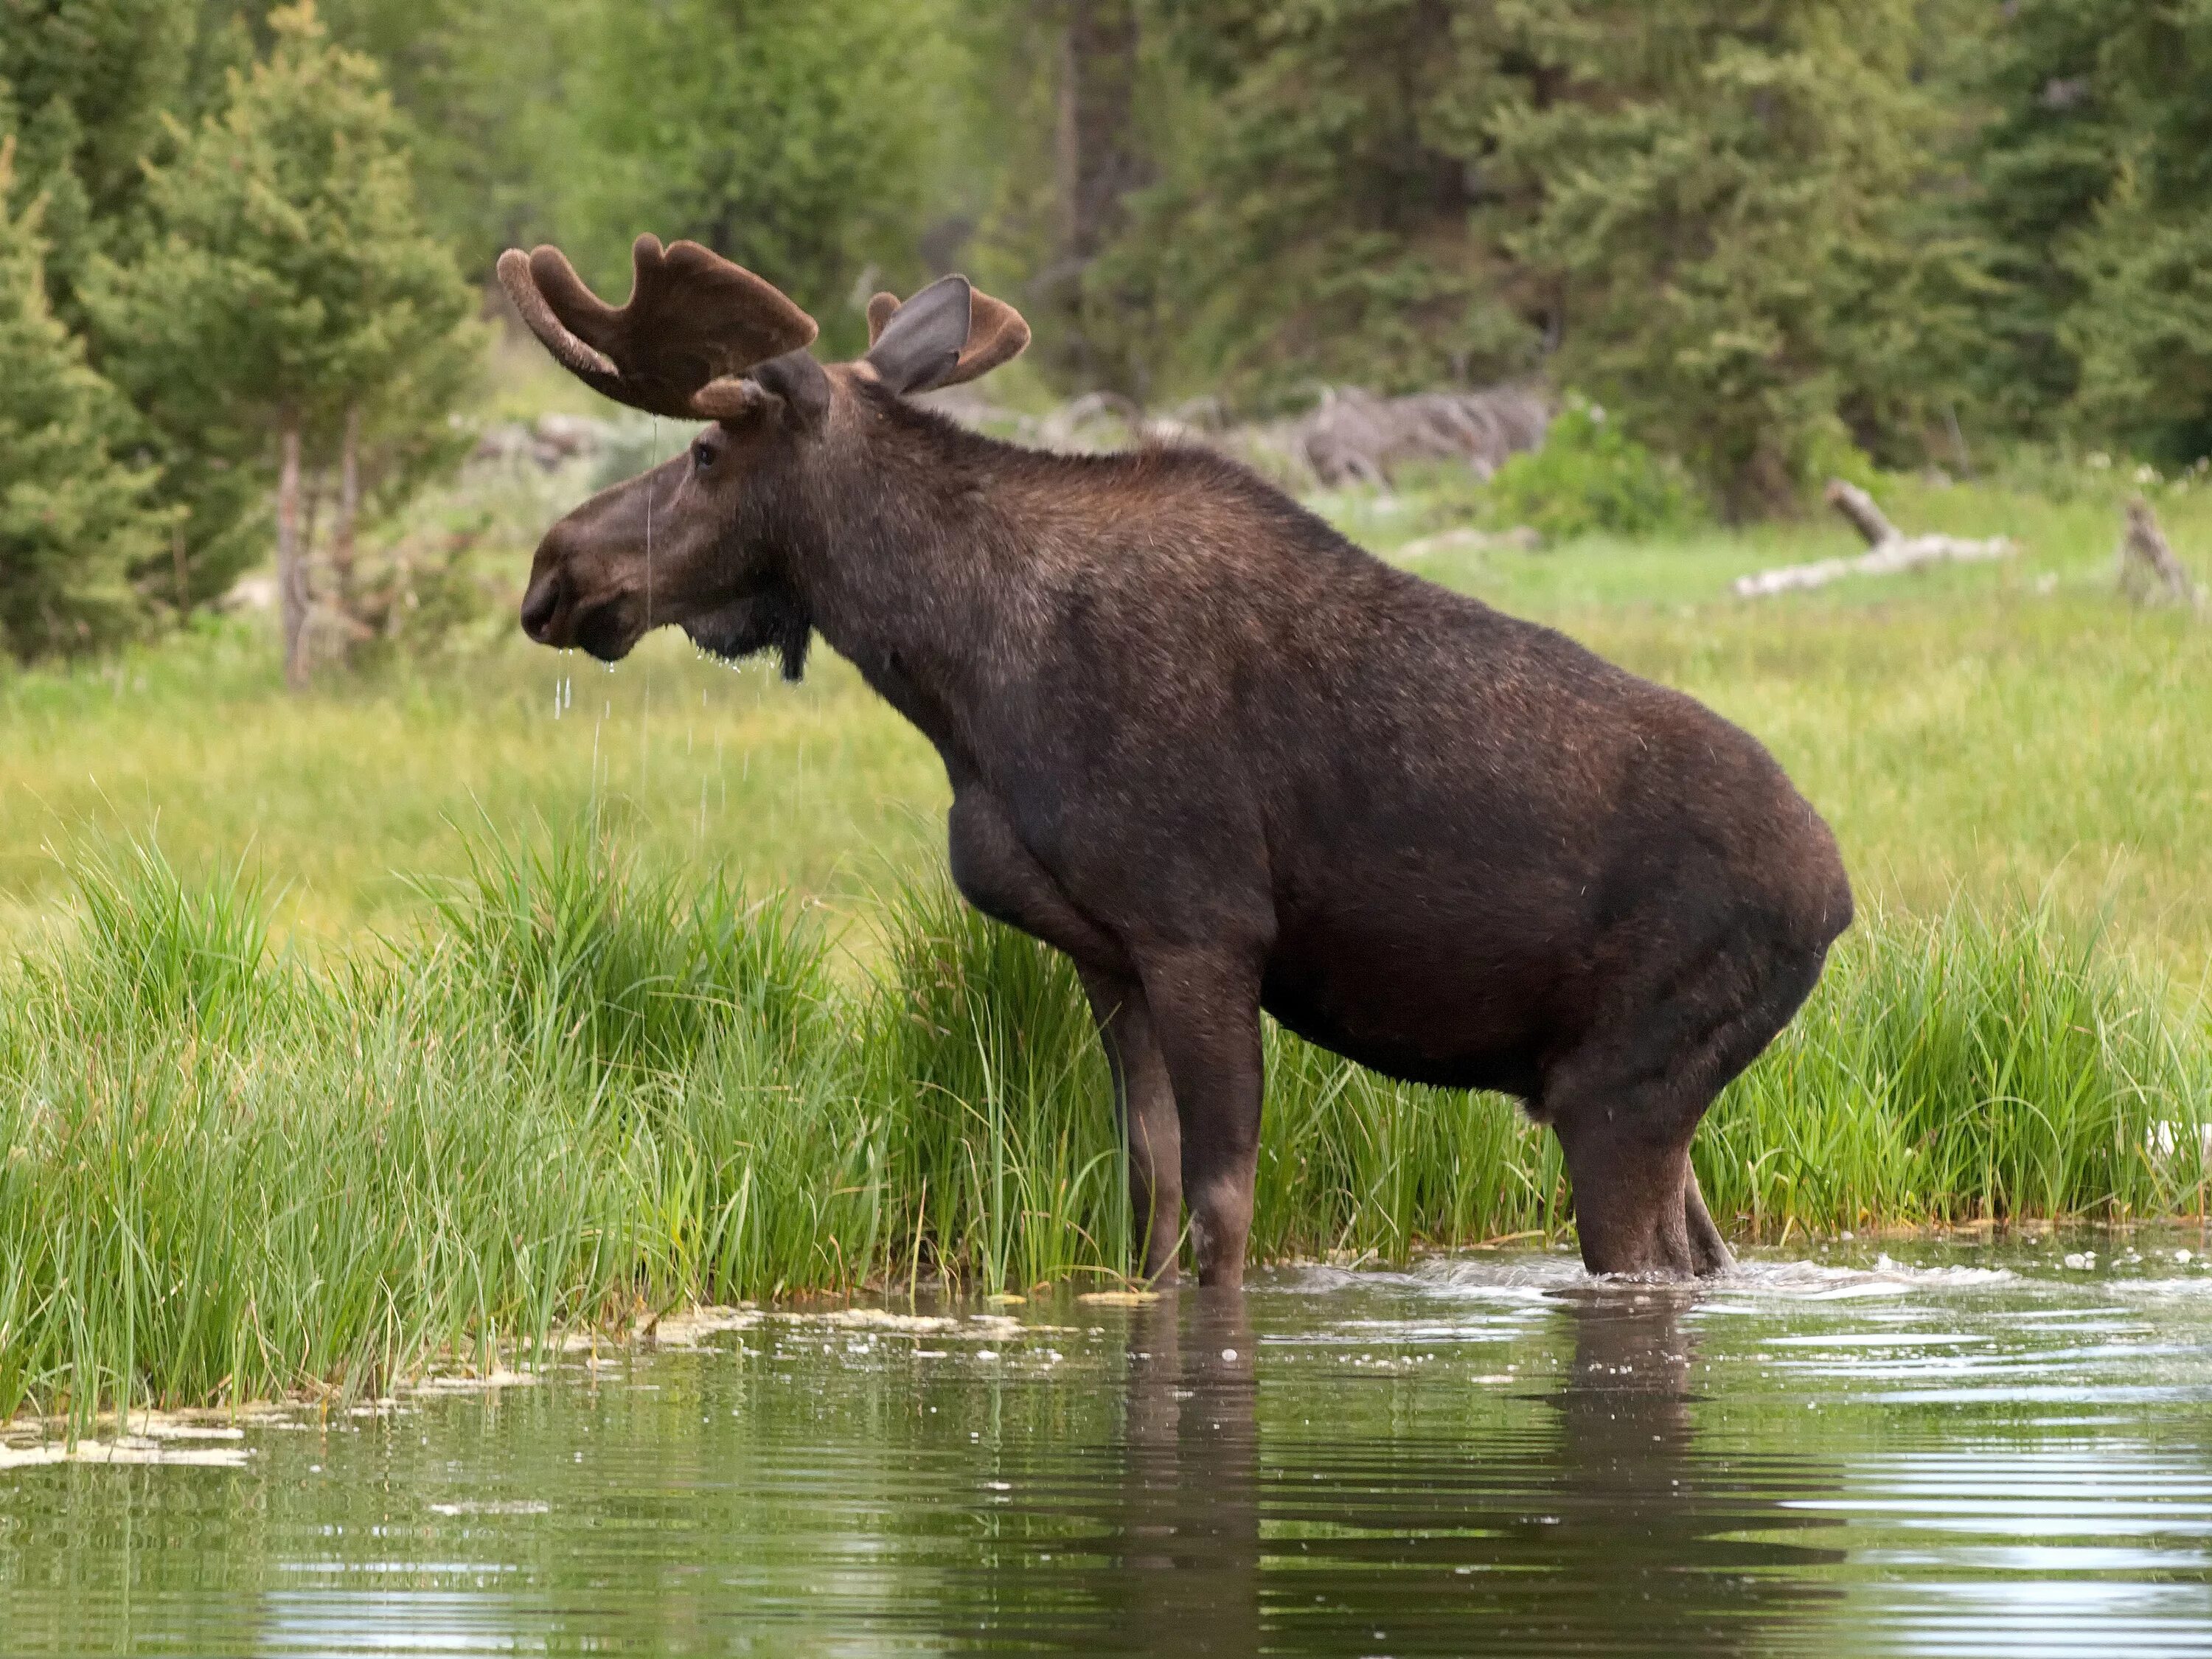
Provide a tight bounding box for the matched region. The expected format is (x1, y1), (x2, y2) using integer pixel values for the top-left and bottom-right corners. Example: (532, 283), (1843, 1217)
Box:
(0, 136), (172, 660)
(82, 1), (480, 687)
(0, 0), (198, 307)
(569, 0), (961, 353)
(1495, 1), (1978, 516)
(1129, 0), (1544, 403)
(307, 0), (592, 271)
(1973, 0), (2212, 463)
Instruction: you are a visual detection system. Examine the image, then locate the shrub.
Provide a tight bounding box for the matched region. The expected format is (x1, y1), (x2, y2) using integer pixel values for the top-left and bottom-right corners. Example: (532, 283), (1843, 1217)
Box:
(1483, 396), (1706, 541)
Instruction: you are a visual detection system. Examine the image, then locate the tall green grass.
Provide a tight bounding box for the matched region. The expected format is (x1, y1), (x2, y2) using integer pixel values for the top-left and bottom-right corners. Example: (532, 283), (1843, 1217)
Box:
(1, 835), (2205, 1428)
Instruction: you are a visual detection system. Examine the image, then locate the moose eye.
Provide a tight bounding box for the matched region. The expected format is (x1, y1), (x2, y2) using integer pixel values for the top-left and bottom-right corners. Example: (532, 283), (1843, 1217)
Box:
(692, 439), (717, 471)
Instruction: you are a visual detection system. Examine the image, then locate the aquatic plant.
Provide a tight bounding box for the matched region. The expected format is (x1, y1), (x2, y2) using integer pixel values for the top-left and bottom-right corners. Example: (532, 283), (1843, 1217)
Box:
(0, 833), (2205, 1428)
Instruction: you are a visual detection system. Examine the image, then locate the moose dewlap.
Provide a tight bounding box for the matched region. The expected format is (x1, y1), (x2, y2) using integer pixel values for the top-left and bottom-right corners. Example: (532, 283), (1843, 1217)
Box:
(498, 234), (1854, 1287)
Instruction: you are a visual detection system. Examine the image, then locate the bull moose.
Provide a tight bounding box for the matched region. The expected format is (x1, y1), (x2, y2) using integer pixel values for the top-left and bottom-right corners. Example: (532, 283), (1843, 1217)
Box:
(498, 234), (1853, 1289)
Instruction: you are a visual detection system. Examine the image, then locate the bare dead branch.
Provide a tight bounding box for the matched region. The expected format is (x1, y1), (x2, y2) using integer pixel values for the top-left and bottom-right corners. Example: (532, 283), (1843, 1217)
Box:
(1823, 479), (1899, 547)
(1733, 479), (2016, 597)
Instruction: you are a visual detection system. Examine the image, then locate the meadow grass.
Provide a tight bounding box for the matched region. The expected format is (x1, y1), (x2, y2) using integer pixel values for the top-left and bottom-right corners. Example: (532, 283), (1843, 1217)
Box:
(1, 832), (2204, 1427)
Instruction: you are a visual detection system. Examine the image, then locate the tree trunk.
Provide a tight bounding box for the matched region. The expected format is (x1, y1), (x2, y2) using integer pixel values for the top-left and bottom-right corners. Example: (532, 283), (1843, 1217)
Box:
(333, 404), (361, 609)
(276, 417), (308, 691)
(1055, 0), (1142, 265)
(171, 523), (189, 615)
(1046, 0), (1145, 391)
(2117, 495), (2204, 611)
(1824, 479), (1899, 548)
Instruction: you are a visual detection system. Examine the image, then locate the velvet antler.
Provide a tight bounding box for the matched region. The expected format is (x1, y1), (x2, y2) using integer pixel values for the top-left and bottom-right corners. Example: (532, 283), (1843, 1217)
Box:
(865, 277), (1031, 392)
(496, 234), (818, 419)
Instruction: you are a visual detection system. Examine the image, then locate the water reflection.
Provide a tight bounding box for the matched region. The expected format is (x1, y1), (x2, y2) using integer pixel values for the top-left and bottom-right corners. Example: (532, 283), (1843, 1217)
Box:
(1034, 1282), (1848, 1656)
(1246, 1285), (1846, 1655)
(1508, 1288), (1846, 1651)
(7, 1238), (2212, 1657)
(1107, 1293), (1260, 1655)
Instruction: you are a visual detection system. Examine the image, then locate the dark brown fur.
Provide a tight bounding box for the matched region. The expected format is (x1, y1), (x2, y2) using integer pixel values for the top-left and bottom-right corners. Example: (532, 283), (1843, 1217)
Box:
(519, 370), (1851, 1288)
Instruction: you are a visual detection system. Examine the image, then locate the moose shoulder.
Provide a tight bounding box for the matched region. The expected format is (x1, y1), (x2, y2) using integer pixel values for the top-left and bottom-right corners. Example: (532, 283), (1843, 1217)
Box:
(501, 235), (1854, 1289)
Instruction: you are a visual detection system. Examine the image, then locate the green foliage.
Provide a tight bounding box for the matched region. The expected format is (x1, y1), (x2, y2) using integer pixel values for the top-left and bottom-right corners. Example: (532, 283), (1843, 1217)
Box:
(1, 834), (2205, 1425)
(44, 838), (275, 1040)
(1967, 0), (2212, 466)
(86, 2), (477, 455)
(1703, 903), (2210, 1231)
(1113, 1), (2000, 507)
(80, 2), (481, 612)
(0, 145), (171, 658)
(416, 829), (832, 1074)
(1482, 398), (1706, 542)
(869, 880), (1122, 1295)
(2053, 13), (2212, 466)
(0, 0), (198, 304)
(1127, 0), (1541, 403)
(1496, 1), (1980, 517)
(565, 0), (963, 354)
(310, 0), (591, 272)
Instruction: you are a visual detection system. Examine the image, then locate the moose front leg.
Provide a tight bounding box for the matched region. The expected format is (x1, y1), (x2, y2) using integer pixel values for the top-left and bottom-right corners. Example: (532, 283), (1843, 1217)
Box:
(947, 793), (1183, 1280)
(1079, 969), (1183, 1284)
(1137, 948), (1266, 1290)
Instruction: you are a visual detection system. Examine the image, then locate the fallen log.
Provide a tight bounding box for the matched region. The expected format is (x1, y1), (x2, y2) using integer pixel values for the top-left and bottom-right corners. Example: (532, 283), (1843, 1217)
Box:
(1733, 480), (2016, 597)
(2115, 495), (2205, 612)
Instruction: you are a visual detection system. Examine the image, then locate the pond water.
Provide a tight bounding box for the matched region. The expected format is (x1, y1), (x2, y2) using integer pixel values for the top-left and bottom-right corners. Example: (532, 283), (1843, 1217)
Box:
(5, 1231), (2212, 1657)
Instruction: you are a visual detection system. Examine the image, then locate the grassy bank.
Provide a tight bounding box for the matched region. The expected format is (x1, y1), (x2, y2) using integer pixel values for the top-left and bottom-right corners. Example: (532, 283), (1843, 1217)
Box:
(3, 833), (2205, 1427)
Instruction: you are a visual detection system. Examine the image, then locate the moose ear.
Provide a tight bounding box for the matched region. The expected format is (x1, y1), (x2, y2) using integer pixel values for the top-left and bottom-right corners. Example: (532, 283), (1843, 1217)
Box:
(864, 276), (1031, 394)
(750, 348), (831, 430)
(863, 275), (972, 395)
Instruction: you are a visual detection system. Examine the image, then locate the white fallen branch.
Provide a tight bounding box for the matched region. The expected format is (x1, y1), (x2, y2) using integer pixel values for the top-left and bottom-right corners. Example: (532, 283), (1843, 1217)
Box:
(1733, 479), (2016, 597)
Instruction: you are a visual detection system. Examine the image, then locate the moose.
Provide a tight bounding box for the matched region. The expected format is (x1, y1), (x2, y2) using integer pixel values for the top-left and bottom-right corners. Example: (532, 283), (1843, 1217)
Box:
(498, 234), (1853, 1289)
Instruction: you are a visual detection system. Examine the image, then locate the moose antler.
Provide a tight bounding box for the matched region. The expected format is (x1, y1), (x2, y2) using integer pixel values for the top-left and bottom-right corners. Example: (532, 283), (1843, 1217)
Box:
(866, 279), (1031, 390)
(496, 234), (818, 418)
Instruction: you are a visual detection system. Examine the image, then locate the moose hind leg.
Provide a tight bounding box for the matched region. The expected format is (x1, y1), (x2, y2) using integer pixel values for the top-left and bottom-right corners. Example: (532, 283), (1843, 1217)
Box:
(1551, 1106), (1699, 1279)
(1683, 1163), (1733, 1275)
(1137, 947), (1265, 1290)
(1550, 932), (1824, 1279)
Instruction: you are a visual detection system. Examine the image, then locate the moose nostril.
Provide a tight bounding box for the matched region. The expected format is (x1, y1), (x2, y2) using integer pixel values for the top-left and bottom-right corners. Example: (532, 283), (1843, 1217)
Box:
(520, 576), (563, 641)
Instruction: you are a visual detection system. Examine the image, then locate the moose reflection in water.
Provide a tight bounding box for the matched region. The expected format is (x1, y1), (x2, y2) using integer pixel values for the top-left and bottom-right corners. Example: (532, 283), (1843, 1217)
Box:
(1049, 1287), (1848, 1656)
(15, 1246), (2212, 1655)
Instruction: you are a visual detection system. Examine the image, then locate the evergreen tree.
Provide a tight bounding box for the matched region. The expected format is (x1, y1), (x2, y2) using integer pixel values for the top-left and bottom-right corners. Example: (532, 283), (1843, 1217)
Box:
(568, 0), (961, 353)
(82, 1), (480, 686)
(1496, 1), (1978, 516)
(0, 0), (198, 306)
(306, 0), (591, 271)
(1973, 0), (2212, 463)
(0, 136), (172, 660)
(1033, 0), (1150, 395)
(1130, 0), (1544, 403)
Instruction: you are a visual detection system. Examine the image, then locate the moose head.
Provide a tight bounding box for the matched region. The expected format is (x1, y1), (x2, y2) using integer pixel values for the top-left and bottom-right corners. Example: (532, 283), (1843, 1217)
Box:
(498, 234), (1029, 675)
